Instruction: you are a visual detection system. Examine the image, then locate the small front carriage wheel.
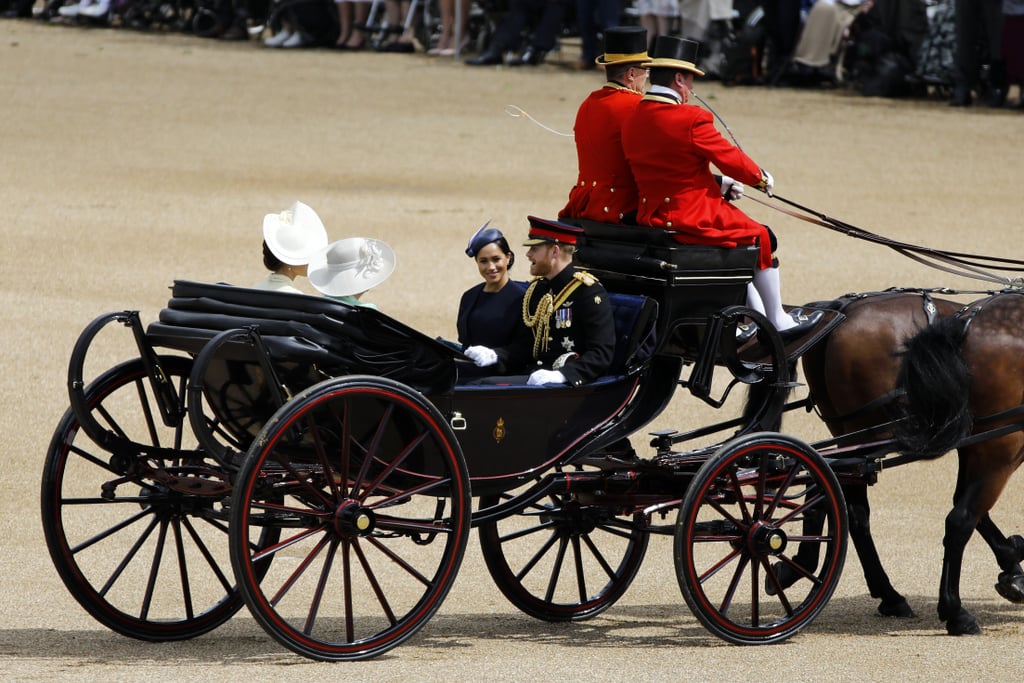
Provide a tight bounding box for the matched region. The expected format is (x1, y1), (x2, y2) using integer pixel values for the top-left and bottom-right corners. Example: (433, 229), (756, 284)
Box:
(674, 432), (847, 645)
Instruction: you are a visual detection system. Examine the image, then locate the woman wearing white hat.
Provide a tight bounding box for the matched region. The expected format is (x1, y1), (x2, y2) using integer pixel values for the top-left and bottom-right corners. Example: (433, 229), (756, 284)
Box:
(307, 237), (396, 309)
(253, 201), (329, 294)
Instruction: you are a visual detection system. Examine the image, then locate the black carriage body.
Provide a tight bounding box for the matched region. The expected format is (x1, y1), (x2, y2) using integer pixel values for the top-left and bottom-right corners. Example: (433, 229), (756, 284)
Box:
(569, 219), (758, 358)
(142, 219), (766, 493)
(145, 278), (680, 493)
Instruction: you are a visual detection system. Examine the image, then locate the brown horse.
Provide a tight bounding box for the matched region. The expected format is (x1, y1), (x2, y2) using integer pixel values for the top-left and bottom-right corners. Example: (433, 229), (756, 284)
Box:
(757, 290), (1024, 623)
(896, 290), (1024, 634)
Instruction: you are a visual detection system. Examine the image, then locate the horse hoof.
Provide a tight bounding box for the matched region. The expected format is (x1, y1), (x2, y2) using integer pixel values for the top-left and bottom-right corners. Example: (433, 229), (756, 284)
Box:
(995, 571), (1024, 604)
(877, 598), (914, 618)
(765, 560), (799, 596)
(945, 613), (981, 636)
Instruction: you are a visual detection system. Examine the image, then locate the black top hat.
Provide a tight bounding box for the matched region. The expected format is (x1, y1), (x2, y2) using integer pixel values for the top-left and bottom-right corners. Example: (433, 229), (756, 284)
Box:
(595, 26), (651, 66)
(647, 36), (705, 76)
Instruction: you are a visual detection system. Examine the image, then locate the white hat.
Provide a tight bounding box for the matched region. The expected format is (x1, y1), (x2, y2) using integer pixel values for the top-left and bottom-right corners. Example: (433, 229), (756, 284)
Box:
(262, 201), (329, 266)
(308, 237), (396, 297)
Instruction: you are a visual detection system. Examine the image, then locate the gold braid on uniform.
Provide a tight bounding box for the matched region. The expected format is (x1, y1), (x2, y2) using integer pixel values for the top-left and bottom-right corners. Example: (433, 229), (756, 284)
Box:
(521, 271), (598, 358)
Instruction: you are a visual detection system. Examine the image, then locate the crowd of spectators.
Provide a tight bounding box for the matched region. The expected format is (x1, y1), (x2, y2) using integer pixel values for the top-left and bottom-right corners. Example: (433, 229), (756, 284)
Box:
(1, 0), (1020, 108)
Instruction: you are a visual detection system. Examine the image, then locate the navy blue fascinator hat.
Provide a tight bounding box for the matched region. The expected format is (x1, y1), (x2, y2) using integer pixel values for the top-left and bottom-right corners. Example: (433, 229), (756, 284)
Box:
(465, 220), (515, 267)
(466, 221), (502, 256)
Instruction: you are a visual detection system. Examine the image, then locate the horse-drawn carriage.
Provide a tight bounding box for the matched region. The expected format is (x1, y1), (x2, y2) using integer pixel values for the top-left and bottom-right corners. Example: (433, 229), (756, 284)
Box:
(41, 214), (1024, 661)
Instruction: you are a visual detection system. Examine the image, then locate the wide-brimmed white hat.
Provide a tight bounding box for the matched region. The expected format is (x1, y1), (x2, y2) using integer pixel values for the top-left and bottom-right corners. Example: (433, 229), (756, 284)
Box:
(308, 237), (396, 297)
(262, 201), (329, 266)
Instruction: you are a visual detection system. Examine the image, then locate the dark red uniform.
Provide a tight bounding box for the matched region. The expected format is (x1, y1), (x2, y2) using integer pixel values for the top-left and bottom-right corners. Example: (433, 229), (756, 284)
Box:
(621, 92), (773, 269)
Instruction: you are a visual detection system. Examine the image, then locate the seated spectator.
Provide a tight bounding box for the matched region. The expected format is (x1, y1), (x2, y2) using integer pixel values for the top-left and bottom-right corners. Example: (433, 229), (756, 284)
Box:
(637, 0), (677, 52)
(376, 0), (416, 52)
(264, 0), (340, 48)
(463, 220), (616, 387)
(429, 0), (470, 55)
(1005, 0), (1024, 107)
(1, 0), (33, 18)
(308, 237), (396, 308)
(576, 0), (623, 70)
(253, 201), (329, 294)
(465, 0), (571, 66)
(335, 0), (371, 49)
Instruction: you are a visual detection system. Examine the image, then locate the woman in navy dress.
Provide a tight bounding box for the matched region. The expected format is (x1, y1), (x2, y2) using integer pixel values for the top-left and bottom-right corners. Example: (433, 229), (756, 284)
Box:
(457, 223), (527, 351)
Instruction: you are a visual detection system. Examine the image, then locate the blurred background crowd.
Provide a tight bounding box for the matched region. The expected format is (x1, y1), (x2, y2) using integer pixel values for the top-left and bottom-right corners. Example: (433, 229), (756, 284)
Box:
(3, 0), (1022, 108)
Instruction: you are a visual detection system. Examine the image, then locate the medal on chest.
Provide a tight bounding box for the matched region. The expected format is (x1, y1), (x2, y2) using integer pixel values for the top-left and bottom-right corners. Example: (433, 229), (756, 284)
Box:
(555, 302), (573, 329)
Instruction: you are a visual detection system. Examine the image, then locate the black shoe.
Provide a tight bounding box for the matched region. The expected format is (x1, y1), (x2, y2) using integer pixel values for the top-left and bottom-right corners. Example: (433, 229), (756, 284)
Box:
(949, 86), (972, 107)
(779, 309), (824, 340)
(379, 40), (414, 53)
(510, 46), (545, 66)
(735, 322), (758, 345)
(466, 50), (502, 66)
(987, 87), (1007, 108)
(219, 24), (248, 40)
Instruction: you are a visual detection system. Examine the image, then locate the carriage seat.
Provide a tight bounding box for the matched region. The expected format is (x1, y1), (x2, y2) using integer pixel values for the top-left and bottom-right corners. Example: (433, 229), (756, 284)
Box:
(458, 291), (657, 389)
(607, 292), (658, 374)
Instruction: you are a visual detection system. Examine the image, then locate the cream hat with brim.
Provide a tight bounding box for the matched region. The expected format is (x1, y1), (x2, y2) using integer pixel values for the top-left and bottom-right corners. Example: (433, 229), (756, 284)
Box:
(262, 201), (329, 266)
(308, 237), (396, 297)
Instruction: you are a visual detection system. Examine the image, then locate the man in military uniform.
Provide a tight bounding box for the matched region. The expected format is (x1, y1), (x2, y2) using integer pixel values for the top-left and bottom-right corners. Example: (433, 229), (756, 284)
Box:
(559, 26), (651, 224)
(463, 218), (615, 387)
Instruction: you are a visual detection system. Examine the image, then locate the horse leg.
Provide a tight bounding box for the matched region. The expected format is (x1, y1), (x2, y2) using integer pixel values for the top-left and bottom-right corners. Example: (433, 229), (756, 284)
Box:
(976, 514), (1024, 603)
(938, 501), (981, 635)
(844, 484), (914, 617)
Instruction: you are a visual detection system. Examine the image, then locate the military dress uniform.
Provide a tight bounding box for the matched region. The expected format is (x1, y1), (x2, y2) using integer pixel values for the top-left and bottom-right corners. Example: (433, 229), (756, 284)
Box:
(497, 263), (616, 387)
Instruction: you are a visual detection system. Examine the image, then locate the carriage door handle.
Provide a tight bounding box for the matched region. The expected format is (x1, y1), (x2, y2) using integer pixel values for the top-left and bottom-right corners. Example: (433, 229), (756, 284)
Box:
(449, 411), (467, 431)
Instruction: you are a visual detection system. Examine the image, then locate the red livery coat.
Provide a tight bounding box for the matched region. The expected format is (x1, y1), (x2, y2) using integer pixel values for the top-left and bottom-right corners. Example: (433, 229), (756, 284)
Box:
(621, 94), (773, 269)
(560, 83), (643, 223)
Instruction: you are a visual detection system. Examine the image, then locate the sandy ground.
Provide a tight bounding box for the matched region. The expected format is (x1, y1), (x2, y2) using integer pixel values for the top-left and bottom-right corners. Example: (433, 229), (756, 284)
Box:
(3, 18), (1024, 681)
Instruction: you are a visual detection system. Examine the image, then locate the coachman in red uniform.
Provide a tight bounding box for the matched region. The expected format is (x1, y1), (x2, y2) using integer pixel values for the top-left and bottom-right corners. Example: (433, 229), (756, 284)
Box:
(560, 26), (652, 224)
(621, 35), (821, 337)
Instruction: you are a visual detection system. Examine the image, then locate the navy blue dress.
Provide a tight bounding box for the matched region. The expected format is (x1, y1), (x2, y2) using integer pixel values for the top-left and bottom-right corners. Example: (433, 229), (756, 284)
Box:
(456, 280), (528, 348)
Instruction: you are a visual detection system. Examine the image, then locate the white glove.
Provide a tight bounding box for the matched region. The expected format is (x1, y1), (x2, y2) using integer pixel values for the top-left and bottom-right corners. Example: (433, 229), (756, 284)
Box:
(720, 175), (744, 201)
(758, 169), (775, 195)
(464, 345), (497, 367)
(527, 369), (566, 386)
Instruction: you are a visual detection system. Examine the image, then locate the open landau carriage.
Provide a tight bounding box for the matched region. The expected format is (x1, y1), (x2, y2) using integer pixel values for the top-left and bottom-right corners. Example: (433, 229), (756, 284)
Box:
(44, 216), (873, 661)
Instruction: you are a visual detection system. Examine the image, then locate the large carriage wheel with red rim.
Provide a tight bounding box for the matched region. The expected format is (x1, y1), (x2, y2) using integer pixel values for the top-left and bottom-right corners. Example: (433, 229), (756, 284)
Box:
(41, 356), (259, 641)
(477, 483), (650, 622)
(229, 375), (471, 661)
(674, 432), (848, 645)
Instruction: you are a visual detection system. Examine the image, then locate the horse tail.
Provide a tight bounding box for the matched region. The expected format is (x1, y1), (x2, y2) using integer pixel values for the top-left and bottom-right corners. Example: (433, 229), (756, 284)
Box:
(894, 315), (973, 458)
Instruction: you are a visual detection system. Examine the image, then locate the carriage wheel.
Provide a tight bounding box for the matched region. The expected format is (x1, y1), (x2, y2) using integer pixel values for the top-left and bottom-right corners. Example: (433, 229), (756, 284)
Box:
(41, 356), (253, 641)
(229, 376), (471, 661)
(674, 432), (847, 645)
(477, 486), (650, 622)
